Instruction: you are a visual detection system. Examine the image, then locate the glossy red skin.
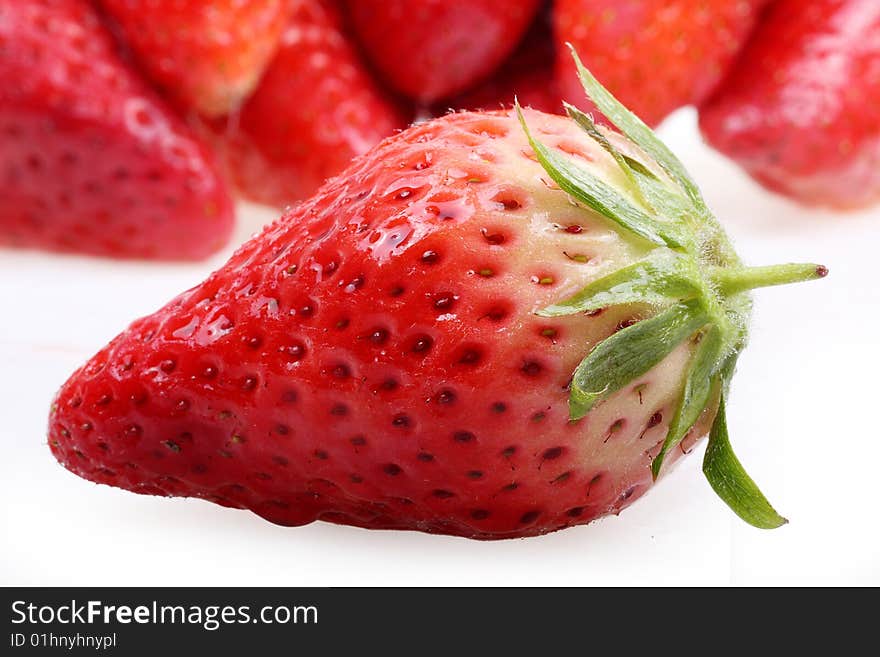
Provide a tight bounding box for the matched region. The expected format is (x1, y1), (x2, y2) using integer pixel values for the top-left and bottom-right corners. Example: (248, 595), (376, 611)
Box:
(0, 0), (234, 260)
(440, 10), (561, 115)
(99, 0), (289, 118)
(215, 0), (407, 208)
(344, 0), (541, 103)
(699, 0), (880, 209)
(555, 0), (767, 126)
(49, 109), (705, 539)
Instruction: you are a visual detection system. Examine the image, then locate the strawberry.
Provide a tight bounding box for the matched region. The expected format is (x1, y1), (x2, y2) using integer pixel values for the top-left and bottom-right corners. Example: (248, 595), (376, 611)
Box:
(440, 10), (561, 115)
(48, 52), (824, 538)
(214, 0), (407, 208)
(554, 0), (767, 126)
(0, 0), (234, 260)
(344, 0), (542, 103)
(699, 0), (880, 209)
(98, 0), (289, 118)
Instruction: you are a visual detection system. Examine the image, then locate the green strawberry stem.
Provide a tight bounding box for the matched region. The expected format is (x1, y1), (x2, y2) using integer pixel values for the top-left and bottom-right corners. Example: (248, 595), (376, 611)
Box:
(711, 263), (828, 296)
(517, 48), (828, 529)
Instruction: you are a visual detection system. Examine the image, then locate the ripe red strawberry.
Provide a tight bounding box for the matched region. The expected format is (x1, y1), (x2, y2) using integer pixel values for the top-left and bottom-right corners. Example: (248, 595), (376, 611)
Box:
(555, 0), (767, 126)
(98, 0), (289, 118)
(48, 53), (824, 538)
(440, 11), (561, 115)
(344, 0), (542, 103)
(214, 0), (407, 208)
(0, 0), (234, 260)
(699, 0), (880, 209)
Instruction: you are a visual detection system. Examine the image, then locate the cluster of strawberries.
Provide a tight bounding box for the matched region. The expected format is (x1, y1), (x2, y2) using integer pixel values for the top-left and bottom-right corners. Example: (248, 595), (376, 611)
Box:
(1, 0), (877, 262)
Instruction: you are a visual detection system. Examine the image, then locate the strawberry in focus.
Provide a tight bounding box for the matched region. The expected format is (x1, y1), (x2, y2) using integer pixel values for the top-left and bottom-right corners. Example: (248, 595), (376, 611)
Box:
(214, 0), (407, 208)
(555, 0), (767, 126)
(699, 0), (880, 209)
(0, 0), (234, 260)
(345, 0), (541, 104)
(48, 53), (824, 538)
(98, 0), (289, 118)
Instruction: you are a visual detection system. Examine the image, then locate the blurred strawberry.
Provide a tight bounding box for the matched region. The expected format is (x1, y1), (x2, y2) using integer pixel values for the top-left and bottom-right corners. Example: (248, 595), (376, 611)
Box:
(554, 0), (767, 126)
(98, 0), (289, 117)
(0, 0), (234, 260)
(215, 0), (407, 208)
(700, 0), (880, 209)
(344, 0), (541, 103)
(440, 10), (561, 115)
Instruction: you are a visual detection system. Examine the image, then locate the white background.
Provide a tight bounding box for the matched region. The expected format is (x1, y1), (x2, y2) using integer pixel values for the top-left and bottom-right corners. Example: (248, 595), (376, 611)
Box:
(2, 109), (878, 586)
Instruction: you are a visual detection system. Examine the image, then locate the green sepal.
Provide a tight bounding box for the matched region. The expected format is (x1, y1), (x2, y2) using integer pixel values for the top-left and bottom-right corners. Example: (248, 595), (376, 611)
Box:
(718, 351), (740, 398)
(702, 396), (788, 529)
(563, 103), (647, 203)
(515, 103), (679, 248)
(569, 299), (709, 420)
(538, 249), (700, 317)
(651, 326), (723, 479)
(627, 165), (694, 226)
(567, 45), (707, 214)
(563, 102), (691, 225)
(620, 154), (660, 180)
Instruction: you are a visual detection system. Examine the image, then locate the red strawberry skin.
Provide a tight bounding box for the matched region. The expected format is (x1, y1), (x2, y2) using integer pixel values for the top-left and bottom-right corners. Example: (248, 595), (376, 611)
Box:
(98, 0), (289, 118)
(699, 0), (880, 209)
(48, 108), (708, 539)
(555, 0), (767, 126)
(441, 10), (561, 115)
(215, 0), (407, 208)
(344, 0), (542, 103)
(0, 0), (234, 260)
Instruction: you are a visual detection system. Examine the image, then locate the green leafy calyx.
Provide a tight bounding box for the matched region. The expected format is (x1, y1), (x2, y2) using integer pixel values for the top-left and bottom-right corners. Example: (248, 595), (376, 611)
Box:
(516, 48), (827, 529)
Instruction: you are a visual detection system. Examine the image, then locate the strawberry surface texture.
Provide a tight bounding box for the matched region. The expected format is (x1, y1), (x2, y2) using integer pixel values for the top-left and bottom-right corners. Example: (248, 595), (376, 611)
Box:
(48, 54), (824, 538)
(699, 0), (880, 209)
(0, 0), (234, 260)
